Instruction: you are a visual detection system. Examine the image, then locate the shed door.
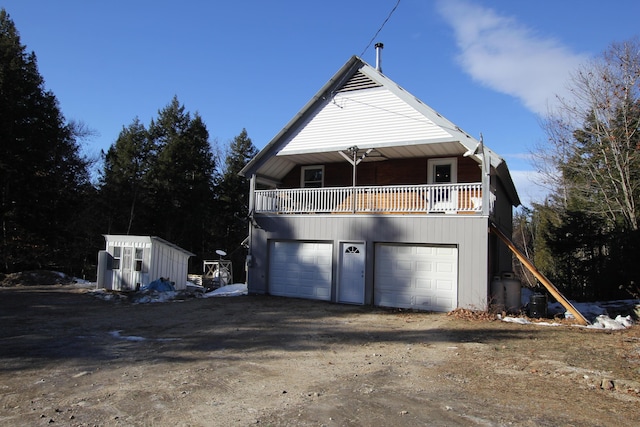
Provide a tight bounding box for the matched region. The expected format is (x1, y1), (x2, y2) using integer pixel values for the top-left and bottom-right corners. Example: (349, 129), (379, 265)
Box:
(374, 244), (457, 312)
(121, 247), (133, 290)
(268, 241), (332, 301)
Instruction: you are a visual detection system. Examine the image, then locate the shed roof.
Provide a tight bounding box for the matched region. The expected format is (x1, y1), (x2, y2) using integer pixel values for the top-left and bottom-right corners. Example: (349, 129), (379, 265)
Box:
(103, 235), (196, 257)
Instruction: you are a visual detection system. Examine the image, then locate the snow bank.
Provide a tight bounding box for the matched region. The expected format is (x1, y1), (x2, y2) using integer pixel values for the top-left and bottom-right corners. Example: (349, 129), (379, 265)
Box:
(202, 283), (248, 298)
(504, 288), (638, 329)
(89, 282), (248, 303)
(501, 312), (634, 329)
(587, 314), (634, 330)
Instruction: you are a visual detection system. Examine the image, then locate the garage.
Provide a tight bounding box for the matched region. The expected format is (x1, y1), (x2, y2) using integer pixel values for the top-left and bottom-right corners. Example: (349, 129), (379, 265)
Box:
(374, 244), (458, 311)
(268, 241), (333, 300)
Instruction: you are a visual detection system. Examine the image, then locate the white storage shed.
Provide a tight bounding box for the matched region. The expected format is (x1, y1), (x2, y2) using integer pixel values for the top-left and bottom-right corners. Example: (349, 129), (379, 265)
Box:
(97, 235), (195, 291)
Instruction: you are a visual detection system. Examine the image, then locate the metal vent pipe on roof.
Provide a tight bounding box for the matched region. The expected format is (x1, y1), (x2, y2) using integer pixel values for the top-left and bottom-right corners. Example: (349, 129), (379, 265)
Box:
(375, 42), (384, 72)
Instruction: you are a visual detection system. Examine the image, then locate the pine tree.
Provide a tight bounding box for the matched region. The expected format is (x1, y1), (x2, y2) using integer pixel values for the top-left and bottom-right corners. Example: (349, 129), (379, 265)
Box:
(0, 9), (91, 273)
(216, 129), (257, 281)
(99, 118), (154, 235)
(147, 97), (217, 256)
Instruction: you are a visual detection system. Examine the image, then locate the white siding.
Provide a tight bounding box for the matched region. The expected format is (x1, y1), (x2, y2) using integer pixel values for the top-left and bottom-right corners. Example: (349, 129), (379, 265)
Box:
(278, 88), (453, 156)
(268, 241), (333, 300)
(374, 244), (458, 312)
(102, 235), (193, 291)
(149, 243), (191, 290)
(105, 240), (152, 291)
(247, 215), (490, 310)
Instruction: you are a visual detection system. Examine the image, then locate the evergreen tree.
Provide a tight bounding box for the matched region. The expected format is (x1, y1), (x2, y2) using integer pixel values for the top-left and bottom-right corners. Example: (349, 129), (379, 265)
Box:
(216, 129), (257, 281)
(99, 118), (153, 235)
(147, 97), (217, 256)
(0, 9), (91, 273)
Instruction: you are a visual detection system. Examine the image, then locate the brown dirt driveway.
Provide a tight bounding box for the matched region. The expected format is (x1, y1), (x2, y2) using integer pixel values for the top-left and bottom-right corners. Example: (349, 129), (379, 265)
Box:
(0, 284), (639, 426)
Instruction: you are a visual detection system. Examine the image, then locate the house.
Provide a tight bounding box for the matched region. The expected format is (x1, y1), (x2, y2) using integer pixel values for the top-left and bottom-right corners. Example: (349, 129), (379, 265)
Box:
(239, 50), (520, 312)
(97, 235), (195, 291)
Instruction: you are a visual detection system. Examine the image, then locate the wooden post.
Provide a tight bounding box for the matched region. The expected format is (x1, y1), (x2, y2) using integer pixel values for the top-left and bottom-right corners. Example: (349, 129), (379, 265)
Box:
(489, 222), (590, 325)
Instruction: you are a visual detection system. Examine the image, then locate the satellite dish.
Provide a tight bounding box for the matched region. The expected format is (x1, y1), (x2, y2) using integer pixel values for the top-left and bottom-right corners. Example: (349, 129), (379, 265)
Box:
(215, 249), (227, 257)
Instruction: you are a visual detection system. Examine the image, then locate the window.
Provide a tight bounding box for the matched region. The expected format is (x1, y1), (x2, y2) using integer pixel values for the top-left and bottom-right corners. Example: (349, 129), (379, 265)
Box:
(427, 158), (458, 209)
(301, 165), (324, 188)
(135, 248), (144, 272)
(434, 164), (451, 183)
(427, 158), (457, 184)
(112, 246), (121, 270)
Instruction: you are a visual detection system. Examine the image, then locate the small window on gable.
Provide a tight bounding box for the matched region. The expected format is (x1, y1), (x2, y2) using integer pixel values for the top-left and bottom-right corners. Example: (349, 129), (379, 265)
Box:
(427, 158), (457, 184)
(301, 165), (324, 188)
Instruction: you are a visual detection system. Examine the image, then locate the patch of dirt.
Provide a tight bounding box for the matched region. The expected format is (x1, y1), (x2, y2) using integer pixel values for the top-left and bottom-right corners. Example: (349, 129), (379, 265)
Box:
(0, 283), (639, 426)
(0, 270), (74, 287)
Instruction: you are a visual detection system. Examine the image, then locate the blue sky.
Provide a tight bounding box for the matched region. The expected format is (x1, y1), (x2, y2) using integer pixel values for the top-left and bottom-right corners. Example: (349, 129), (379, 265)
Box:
(3, 0), (639, 206)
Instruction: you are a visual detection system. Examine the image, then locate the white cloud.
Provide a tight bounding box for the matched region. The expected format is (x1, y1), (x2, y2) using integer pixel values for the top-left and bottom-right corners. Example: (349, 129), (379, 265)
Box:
(509, 169), (550, 207)
(436, 0), (588, 115)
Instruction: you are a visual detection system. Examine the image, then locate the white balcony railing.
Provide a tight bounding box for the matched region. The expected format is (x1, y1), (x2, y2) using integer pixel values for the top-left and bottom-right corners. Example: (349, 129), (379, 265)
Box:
(254, 183), (485, 214)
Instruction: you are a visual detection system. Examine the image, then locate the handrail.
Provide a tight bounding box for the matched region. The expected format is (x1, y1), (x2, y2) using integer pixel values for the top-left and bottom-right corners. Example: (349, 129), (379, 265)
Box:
(254, 183), (484, 214)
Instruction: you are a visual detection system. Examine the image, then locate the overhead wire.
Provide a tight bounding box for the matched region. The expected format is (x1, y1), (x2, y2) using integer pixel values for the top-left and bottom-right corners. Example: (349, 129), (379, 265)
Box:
(332, 92), (473, 138)
(359, 0), (401, 58)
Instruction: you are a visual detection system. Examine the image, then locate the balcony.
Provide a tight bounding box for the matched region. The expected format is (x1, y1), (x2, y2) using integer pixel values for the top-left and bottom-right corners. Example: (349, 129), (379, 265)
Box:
(254, 183), (486, 215)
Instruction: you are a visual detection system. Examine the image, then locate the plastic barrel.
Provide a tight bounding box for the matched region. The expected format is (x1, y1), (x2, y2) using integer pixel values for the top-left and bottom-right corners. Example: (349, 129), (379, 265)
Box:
(502, 272), (521, 313)
(490, 276), (505, 312)
(529, 293), (548, 318)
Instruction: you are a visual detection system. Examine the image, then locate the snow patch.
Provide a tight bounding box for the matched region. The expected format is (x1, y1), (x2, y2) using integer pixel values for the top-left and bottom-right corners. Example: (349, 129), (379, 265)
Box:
(504, 293), (637, 330)
(109, 330), (146, 341)
(587, 315), (634, 330)
(202, 283), (248, 298)
(501, 316), (562, 327)
(134, 291), (178, 304)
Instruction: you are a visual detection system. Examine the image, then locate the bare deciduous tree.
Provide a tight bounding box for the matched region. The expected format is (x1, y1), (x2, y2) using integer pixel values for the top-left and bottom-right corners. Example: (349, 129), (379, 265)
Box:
(534, 38), (640, 231)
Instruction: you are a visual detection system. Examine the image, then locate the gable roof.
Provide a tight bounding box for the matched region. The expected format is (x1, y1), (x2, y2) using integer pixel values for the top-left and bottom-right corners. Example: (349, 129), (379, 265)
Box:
(241, 56), (519, 205)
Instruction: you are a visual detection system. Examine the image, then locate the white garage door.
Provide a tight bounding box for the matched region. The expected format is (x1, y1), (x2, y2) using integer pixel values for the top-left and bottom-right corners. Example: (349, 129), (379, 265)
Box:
(269, 241), (333, 301)
(374, 244), (457, 312)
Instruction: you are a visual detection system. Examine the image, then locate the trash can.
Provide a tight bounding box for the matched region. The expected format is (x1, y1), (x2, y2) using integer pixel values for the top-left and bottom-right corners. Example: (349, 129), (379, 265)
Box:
(502, 272), (521, 313)
(529, 293), (548, 318)
(490, 275), (505, 312)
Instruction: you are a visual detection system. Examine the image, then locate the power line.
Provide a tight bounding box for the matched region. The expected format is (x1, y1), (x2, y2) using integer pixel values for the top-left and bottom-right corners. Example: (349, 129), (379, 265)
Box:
(359, 0), (401, 58)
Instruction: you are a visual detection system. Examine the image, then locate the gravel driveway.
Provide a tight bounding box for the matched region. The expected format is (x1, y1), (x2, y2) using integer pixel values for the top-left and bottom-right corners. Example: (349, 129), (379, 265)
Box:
(0, 284), (639, 426)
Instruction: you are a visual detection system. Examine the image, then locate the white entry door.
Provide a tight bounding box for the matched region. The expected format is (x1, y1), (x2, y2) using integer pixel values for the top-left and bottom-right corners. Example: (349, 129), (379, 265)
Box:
(338, 242), (366, 304)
